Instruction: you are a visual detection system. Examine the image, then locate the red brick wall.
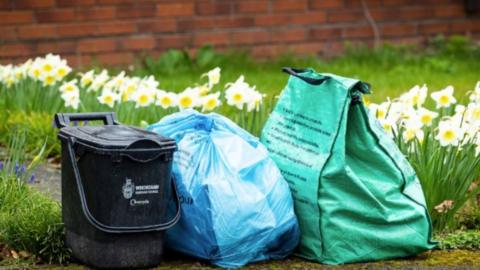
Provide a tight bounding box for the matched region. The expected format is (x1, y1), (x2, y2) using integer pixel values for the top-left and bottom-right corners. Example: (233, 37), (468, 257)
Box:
(0, 0), (479, 67)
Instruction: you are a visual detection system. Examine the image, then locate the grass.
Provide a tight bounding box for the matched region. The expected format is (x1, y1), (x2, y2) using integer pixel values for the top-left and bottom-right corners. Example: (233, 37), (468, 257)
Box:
(0, 177), (67, 264)
(135, 36), (480, 103)
(0, 132), (69, 265)
(438, 230), (480, 250)
(0, 112), (60, 158)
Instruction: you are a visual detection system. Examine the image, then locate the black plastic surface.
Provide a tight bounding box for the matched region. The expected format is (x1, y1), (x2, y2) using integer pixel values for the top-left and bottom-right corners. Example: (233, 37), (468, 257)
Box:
(55, 112), (179, 269)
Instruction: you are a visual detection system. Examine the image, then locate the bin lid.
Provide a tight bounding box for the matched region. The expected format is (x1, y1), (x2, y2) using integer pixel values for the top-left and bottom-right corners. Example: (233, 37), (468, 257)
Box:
(58, 125), (176, 151)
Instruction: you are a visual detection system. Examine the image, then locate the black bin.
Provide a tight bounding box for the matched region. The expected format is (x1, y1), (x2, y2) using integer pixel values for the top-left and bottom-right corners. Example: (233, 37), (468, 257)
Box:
(54, 112), (180, 269)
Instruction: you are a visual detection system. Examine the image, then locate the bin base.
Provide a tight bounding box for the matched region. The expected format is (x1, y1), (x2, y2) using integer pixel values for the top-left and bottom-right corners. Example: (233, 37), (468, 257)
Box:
(66, 229), (164, 269)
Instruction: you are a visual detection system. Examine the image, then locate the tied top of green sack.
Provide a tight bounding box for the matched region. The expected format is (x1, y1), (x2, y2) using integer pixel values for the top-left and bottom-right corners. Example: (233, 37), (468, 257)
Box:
(283, 67), (371, 95)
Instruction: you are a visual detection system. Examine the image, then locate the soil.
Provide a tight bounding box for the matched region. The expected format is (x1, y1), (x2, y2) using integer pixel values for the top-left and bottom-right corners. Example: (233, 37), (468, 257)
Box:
(2, 250), (480, 270)
(31, 160), (61, 201)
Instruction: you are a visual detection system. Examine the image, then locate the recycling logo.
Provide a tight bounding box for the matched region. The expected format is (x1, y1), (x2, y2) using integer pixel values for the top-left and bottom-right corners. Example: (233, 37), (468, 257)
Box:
(122, 178), (135, 199)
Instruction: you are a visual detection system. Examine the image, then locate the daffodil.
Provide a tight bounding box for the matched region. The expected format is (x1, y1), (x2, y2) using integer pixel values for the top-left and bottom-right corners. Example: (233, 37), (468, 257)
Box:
(61, 89), (80, 110)
(44, 53), (62, 65)
(225, 75), (253, 110)
(80, 70), (95, 88)
(225, 75), (248, 89)
(463, 122), (479, 143)
(41, 73), (57, 86)
(3, 75), (16, 88)
(120, 77), (140, 102)
(369, 101), (393, 120)
(402, 118), (424, 143)
(59, 79), (79, 93)
(0, 65), (17, 87)
(246, 89), (264, 112)
(28, 64), (42, 80)
(201, 92), (221, 111)
(103, 79), (117, 92)
(97, 89), (119, 108)
(89, 69), (109, 92)
(111, 71), (126, 89)
(412, 84), (427, 107)
(202, 67), (221, 88)
(3, 55), (72, 87)
(417, 107), (438, 126)
(378, 117), (396, 138)
(41, 61), (54, 74)
(29, 54), (73, 84)
(431, 86), (456, 109)
(226, 86), (248, 109)
(469, 81), (480, 103)
(27, 55), (64, 82)
(435, 120), (464, 146)
(199, 84), (210, 95)
(55, 63), (71, 80)
(132, 87), (155, 108)
(20, 59), (32, 76)
(455, 105), (466, 115)
(177, 87), (200, 110)
(397, 103), (416, 121)
(14, 65), (26, 80)
(139, 75), (159, 91)
(372, 101), (392, 120)
(466, 103), (480, 123)
(156, 91), (177, 109)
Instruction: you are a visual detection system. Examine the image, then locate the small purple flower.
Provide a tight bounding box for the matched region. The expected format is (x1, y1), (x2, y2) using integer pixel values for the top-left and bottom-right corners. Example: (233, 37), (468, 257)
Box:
(0, 161), (4, 171)
(14, 164), (26, 176)
(73, 120), (79, 127)
(28, 174), (36, 184)
(83, 120), (89, 126)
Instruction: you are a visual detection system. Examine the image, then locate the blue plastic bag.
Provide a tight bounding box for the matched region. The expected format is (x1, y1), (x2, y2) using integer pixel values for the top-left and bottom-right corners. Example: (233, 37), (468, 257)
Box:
(148, 110), (300, 268)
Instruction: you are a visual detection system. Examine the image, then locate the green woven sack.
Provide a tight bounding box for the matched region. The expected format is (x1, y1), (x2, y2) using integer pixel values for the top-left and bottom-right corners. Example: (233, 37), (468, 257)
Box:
(261, 68), (436, 264)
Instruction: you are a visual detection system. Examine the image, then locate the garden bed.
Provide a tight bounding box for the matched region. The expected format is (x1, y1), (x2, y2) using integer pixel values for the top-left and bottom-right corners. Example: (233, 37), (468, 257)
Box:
(4, 157), (476, 262)
(1, 38), (480, 268)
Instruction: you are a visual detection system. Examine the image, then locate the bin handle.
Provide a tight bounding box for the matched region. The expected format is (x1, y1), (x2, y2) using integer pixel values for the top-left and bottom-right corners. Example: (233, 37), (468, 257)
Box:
(282, 67), (329, 85)
(66, 137), (181, 234)
(55, 112), (119, 128)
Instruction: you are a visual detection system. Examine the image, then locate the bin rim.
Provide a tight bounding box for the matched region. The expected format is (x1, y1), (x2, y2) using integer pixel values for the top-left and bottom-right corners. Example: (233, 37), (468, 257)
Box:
(58, 125), (176, 152)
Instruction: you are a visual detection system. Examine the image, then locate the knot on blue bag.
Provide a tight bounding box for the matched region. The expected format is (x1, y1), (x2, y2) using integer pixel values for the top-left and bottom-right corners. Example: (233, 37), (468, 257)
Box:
(193, 115), (214, 132)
